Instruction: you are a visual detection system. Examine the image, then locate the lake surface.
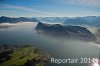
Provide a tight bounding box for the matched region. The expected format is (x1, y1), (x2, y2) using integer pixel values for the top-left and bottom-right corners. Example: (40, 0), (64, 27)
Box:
(0, 22), (100, 66)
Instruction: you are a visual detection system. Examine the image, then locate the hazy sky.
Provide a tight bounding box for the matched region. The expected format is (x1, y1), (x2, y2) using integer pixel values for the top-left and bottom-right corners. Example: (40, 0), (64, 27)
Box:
(0, 0), (100, 17)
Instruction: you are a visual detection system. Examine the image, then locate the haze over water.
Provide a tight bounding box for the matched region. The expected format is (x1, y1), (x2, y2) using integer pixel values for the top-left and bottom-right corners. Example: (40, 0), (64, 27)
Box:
(0, 22), (100, 66)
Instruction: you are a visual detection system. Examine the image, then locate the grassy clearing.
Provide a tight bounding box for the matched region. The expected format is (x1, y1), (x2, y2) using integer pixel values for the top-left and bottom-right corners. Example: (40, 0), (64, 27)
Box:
(0, 46), (49, 66)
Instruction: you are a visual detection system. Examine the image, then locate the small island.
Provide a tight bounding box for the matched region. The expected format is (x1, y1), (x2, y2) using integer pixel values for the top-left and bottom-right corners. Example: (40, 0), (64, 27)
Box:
(0, 45), (51, 66)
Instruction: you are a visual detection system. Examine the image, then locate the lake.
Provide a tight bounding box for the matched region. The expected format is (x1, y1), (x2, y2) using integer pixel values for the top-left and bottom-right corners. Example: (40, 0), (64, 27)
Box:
(0, 22), (100, 66)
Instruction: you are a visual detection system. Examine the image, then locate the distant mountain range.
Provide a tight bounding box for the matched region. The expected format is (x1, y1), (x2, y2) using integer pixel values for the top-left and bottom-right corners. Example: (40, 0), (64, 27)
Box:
(36, 16), (100, 27)
(63, 16), (100, 27)
(35, 22), (96, 42)
(37, 17), (68, 23)
(37, 16), (100, 27)
(0, 16), (100, 27)
(0, 16), (39, 23)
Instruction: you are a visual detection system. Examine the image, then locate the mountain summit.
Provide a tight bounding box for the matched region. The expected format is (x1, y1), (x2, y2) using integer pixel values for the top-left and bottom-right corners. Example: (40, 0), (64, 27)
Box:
(36, 22), (96, 42)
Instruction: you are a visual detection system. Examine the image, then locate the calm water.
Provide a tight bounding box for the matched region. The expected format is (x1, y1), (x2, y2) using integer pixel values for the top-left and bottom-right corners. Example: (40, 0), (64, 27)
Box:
(0, 22), (100, 66)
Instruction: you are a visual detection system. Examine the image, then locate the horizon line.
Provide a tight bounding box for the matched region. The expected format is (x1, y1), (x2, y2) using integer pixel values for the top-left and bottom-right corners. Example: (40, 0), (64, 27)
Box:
(0, 15), (100, 18)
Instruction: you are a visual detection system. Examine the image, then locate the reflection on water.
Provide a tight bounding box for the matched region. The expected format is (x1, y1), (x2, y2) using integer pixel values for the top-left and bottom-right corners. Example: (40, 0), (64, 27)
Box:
(89, 58), (99, 66)
(0, 22), (100, 66)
